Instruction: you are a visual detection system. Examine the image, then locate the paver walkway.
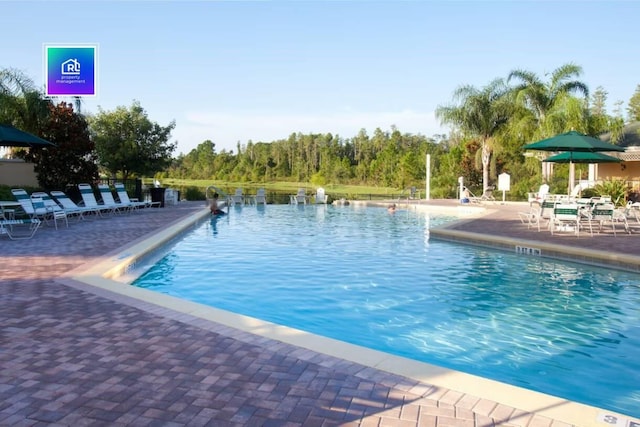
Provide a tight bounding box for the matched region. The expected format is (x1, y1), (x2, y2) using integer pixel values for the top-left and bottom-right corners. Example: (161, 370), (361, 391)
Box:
(1, 200), (636, 426)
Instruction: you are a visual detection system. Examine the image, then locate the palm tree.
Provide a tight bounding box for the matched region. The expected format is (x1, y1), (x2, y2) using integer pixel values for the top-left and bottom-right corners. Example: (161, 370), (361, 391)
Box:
(0, 68), (51, 133)
(507, 63), (590, 183)
(436, 78), (511, 193)
(507, 63), (589, 138)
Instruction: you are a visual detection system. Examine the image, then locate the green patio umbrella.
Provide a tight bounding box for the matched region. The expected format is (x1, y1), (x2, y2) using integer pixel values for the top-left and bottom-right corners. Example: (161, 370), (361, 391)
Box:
(524, 131), (625, 194)
(544, 151), (622, 164)
(523, 130), (626, 153)
(0, 124), (55, 148)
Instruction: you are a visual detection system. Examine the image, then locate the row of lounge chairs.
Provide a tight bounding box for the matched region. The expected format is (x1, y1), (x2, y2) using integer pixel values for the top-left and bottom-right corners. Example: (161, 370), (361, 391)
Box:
(224, 187), (329, 205)
(227, 188), (267, 206)
(2, 183), (159, 240)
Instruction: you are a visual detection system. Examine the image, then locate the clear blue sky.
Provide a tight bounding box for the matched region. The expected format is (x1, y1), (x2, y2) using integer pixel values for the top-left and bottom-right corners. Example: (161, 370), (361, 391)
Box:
(3, 1), (639, 155)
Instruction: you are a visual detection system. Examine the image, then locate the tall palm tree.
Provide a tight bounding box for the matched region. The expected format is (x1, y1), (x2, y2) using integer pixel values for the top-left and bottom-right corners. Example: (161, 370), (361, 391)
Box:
(508, 63), (590, 183)
(0, 68), (50, 133)
(436, 78), (511, 193)
(507, 63), (589, 138)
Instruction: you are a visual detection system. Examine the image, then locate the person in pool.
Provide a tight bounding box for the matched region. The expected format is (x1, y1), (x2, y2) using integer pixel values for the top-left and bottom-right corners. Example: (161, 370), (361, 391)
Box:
(209, 192), (226, 215)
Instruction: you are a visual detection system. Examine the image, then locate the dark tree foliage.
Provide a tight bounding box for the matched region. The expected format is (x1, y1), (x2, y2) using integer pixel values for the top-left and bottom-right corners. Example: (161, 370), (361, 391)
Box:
(23, 102), (99, 190)
(90, 101), (176, 180)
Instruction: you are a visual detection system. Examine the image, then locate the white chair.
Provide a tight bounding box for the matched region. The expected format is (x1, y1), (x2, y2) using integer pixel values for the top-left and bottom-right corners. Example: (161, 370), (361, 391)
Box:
(315, 188), (328, 204)
(528, 184), (549, 206)
(551, 203), (591, 237)
(78, 183), (116, 217)
(11, 188), (55, 227)
(50, 190), (101, 219)
(0, 218), (41, 240)
(290, 188), (308, 205)
(253, 188), (267, 205)
(589, 203), (629, 236)
(114, 183), (149, 210)
(31, 192), (69, 228)
(97, 183), (131, 213)
(569, 184), (582, 200)
(230, 188), (244, 206)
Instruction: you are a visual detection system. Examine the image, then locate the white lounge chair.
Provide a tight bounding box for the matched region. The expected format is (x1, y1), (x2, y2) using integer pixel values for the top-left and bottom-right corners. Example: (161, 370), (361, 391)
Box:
(230, 188), (244, 206)
(78, 183), (116, 217)
(114, 182), (149, 210)
(31, 191), (69, 228)
(253, 188), (267, 205)
(290, 188), (309, 205)
(315, 188), (328, 204)
(50, 190), (101, 219)
(98, 183), (131, 213)
(11, 188), (54, 226)
(0, 218), (41, 240)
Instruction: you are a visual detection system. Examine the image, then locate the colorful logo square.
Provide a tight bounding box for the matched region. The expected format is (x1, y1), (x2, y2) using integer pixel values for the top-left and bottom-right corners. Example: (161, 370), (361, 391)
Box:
(44, 45), (98, 97)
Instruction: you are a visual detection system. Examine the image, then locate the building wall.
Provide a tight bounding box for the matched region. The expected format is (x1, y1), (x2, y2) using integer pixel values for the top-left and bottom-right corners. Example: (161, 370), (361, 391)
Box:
(0, 160), (39, 187)
(598, 162), (640, 189)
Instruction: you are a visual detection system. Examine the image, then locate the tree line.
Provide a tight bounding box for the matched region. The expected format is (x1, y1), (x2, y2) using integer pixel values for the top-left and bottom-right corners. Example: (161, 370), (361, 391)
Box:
(164, 63), (640, 198)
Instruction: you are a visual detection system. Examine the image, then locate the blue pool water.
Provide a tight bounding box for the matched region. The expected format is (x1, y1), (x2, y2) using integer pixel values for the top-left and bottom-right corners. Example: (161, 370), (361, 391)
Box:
(133, 204), (640, 417)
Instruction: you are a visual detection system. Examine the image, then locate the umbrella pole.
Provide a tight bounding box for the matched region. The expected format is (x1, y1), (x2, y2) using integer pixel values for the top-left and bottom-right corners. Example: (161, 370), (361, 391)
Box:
(568, 161), (575, 195)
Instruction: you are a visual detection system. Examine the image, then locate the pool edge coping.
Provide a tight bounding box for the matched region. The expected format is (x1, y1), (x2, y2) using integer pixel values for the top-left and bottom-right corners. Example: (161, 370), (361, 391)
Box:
(62, 205), (639, 427)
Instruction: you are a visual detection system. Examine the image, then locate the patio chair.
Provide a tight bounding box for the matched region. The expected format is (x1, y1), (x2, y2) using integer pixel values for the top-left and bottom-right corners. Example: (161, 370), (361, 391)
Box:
(50, 190), (101, 219)
(588, 203), (629, 236)
(0, 218), (41, 240)
(253, 188), (267, 205)
(78, 183), (116, 217)
(11, 188), (53, 226)
(518, 206), (542, 231)
(97, 183), (131, 213)
(230, 188), (244, 206)
(469, 186), (495, 204)
(290, 188), (309, 205)
(31, 191), (69, 228)
(315, 187), (328, 204)
(527, 184), (549, 206)
(114, 182), (149, 211)
(551, 203), (590, 237)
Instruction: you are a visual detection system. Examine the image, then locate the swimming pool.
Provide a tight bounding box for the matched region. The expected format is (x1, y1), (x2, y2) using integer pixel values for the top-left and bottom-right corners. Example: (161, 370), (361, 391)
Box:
(133, 204), (640, 417)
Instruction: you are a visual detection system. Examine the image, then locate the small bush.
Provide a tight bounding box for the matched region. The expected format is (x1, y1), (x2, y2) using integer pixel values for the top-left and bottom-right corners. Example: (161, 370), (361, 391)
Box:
(581, 188), (598, 199)
(593, 179), (630, 207)
(184, 186), (205, 201)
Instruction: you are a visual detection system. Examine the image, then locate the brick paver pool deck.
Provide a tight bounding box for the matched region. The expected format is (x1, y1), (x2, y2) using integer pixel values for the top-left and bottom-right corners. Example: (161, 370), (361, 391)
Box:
(2, 200), (639, 426)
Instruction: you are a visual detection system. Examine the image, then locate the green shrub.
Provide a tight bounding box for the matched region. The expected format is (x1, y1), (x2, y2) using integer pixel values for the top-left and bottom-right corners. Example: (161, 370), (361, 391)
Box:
(184, 186), (205, 201)
(593, 179), (630, 207)
(581, 187), (598, 199)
